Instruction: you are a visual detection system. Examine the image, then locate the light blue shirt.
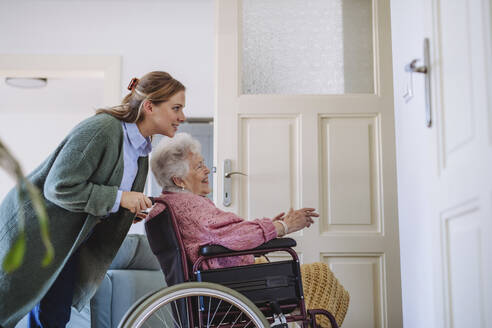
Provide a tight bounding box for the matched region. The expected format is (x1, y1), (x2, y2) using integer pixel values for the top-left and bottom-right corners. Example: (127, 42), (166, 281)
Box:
(110, 122), (152, 213)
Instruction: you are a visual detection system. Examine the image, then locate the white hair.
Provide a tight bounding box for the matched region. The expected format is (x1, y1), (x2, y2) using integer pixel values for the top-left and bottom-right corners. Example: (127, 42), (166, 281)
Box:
(151, 132), (202, 192)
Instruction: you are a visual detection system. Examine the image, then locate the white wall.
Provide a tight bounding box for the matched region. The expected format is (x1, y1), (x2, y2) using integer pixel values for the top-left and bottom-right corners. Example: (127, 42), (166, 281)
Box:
(0, 77), (105, 200)
(0, 0), (214, 118)
(0, 0), (214, 234)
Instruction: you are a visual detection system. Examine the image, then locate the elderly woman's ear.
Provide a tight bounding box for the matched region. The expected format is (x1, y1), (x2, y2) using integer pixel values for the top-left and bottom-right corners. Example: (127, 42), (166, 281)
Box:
(172, 177), (185, 190)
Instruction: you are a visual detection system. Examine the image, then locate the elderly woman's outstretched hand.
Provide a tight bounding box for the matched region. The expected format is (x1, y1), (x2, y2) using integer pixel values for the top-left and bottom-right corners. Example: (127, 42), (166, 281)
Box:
(283, 207), (319, 234)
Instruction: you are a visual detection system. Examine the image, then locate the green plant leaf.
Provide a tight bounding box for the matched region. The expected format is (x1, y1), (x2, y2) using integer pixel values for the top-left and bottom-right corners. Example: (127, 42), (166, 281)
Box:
(1, 139), (54, 272)
(0, 140), (23, 179)
(2, 188), (26, 272)
(2, 232), (26, 273)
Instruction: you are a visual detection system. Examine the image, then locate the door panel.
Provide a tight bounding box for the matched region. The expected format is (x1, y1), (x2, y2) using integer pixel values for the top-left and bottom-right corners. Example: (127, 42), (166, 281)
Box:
(436, 0), (486, 169)
(320, 115), (381, 233)
(439, 0), (475, 155)
(324, 255), (384, 328)
(239, 116), (300, 220)
(441, 201), (485, 328)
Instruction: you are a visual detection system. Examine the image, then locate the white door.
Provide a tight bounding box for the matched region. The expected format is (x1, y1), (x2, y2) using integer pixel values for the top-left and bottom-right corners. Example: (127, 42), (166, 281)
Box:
(214, 1), (402, 327)
(391, 0), (492, 327)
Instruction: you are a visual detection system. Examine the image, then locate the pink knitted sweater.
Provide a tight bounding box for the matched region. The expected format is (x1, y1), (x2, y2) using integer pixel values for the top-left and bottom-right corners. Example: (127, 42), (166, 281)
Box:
(147, 192), (278, 269)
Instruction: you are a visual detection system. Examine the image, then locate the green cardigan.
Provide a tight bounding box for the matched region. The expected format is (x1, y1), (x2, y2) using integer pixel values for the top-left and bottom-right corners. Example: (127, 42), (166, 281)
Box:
(0, 114), (149, 328)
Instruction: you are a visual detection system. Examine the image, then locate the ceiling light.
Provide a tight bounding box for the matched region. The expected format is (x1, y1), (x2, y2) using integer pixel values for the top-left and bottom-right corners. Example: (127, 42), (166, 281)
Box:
(5, 77), (48, 89)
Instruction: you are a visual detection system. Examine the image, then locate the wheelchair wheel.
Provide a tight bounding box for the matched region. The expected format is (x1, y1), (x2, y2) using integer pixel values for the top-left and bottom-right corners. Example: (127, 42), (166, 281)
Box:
(118, 282), (270, 328)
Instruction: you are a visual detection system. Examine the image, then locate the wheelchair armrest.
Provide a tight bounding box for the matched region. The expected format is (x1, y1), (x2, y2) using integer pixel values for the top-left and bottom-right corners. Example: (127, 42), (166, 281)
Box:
(198, 238), (297, 257)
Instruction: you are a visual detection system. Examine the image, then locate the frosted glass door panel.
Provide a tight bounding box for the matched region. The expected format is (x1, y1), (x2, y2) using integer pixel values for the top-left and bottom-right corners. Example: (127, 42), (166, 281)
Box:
(242, 0), (374, 95)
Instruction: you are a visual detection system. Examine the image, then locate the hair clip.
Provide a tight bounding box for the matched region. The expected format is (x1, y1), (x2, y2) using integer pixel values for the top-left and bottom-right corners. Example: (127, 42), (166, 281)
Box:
(127, 77), (139, 91)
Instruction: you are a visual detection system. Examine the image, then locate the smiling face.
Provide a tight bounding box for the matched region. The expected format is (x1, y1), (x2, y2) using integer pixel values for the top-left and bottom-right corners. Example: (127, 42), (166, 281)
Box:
(181, 152), (211, 196)
(148, 90), (186, 137)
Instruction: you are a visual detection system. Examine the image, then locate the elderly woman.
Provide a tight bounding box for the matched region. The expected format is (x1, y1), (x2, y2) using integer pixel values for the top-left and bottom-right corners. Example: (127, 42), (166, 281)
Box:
(146, 133), (349, 328)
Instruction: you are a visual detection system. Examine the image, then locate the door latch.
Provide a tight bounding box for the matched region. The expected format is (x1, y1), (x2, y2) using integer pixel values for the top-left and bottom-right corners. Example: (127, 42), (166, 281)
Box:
(223, 159), (247, 207)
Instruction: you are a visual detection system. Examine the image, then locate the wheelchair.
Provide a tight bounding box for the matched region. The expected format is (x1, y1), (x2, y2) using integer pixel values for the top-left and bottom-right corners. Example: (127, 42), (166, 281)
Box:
(118, 198), (339, 328)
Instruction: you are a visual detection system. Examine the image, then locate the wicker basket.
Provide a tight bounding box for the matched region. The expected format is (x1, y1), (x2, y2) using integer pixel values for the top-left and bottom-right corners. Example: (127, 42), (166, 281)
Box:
(301, 262), (350, 328)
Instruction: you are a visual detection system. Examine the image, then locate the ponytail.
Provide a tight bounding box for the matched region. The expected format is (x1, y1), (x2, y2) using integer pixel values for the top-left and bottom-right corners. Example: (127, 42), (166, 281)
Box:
(96, 71), (185, 123)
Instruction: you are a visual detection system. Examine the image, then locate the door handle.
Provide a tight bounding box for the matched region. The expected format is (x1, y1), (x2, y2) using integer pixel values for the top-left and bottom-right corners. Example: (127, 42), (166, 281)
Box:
(224, 171), (247, 178)
(405, 59), (427, 74)
(403, 38), (432, 127)
(223, 159), (247, 207)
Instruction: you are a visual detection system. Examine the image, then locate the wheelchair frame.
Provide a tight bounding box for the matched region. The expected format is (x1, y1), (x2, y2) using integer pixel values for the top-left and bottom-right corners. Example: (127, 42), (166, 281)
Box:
(119, 197), (339, 328)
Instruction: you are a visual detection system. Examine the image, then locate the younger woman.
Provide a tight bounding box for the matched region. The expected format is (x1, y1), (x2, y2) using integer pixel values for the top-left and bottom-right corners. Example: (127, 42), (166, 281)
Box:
(0, 71), (186, 328)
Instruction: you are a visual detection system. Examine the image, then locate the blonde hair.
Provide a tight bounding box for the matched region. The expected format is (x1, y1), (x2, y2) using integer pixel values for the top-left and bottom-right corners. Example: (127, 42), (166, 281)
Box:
(96, 71), (185, 123)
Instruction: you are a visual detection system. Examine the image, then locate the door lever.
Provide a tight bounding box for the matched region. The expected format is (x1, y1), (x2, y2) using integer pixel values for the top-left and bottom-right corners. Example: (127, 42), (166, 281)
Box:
(224, 171), (247, 178)
(403, 38), (432, 127)
(405, 59), (428, 74)
(223, 159), (247, 207)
